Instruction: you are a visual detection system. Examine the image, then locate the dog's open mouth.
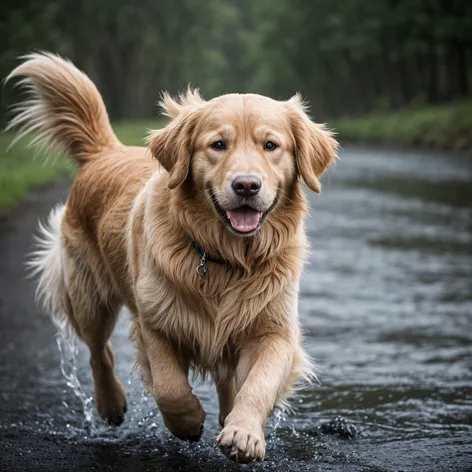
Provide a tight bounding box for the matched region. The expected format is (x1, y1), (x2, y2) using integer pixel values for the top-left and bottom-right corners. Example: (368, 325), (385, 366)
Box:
(226, 207), (263, 233)
(210, 191), (277, 236)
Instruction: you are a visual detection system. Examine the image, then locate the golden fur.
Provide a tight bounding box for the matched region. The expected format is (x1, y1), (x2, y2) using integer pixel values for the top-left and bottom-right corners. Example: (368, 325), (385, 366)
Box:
(7, 53), (338, 463)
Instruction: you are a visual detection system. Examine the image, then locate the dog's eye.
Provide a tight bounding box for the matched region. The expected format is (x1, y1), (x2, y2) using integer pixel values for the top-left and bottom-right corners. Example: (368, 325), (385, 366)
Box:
(264, 141), (278, 151)
(211, 140), (226, 151)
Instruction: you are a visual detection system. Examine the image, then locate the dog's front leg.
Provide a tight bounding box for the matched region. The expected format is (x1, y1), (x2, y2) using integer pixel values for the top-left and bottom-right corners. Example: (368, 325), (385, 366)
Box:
(214, 371), (236, 427)
(141, 328), (205, 441)
(216, 334), (294, 462)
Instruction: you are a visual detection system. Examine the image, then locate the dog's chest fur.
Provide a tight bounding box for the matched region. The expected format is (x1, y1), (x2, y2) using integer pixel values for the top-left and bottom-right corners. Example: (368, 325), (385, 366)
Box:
(134, 240), (300, 370)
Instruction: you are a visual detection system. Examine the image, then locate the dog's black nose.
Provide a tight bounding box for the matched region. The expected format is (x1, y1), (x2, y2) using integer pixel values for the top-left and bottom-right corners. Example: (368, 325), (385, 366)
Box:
(232, 175), (261, 198)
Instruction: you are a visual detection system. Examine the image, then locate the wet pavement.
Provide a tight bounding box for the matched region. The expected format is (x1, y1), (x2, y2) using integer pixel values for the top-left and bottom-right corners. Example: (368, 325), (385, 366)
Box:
(0, 147), (471, 472)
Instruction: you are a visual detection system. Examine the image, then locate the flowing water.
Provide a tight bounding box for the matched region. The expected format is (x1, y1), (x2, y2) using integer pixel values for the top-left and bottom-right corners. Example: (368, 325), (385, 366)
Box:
(0, 147), (471, 471)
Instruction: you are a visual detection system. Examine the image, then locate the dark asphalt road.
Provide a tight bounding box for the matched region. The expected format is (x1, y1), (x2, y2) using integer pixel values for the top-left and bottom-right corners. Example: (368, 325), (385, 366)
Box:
(1, 147), (471, 472)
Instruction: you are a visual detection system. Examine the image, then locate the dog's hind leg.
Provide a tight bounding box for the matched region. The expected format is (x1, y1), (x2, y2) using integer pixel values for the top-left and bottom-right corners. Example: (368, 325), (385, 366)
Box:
(64, 265), (127, 426)
(29, 205), (127, 425)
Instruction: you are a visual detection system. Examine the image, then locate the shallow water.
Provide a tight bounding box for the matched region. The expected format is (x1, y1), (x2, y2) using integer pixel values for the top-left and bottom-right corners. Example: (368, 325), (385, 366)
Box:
(0, 147), (471, 471)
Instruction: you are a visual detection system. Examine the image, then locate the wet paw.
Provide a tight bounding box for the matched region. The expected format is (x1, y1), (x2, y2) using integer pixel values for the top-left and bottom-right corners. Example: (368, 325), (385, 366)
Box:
(216, 425), (266, 463)
(319, 415), (359, 439)
(96, 379), (128, 426)
(160, 394), (206, 442)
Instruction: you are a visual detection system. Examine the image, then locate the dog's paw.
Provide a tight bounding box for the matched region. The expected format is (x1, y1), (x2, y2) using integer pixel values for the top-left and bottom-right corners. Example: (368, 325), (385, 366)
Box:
(160, 394), (206, 442)
(96, 379), (128, 426)
(216, 425), (266, 463)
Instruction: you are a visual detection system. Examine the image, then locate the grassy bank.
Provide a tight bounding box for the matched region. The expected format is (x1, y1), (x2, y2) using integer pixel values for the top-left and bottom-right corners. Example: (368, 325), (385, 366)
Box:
(332, 101), (472, 152)
(0, 120), (162, 212)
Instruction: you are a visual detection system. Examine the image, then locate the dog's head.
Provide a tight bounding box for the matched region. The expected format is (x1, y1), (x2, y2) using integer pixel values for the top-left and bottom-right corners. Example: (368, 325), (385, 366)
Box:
(148, 90), (338, 236)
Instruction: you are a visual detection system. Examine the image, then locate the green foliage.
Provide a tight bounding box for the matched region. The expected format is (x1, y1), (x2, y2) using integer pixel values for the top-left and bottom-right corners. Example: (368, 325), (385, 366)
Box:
(332, 100), (472, 151)
(2, 0), (471, 121)
(244, 0), (472, 117)
(1, 0), (241, 121)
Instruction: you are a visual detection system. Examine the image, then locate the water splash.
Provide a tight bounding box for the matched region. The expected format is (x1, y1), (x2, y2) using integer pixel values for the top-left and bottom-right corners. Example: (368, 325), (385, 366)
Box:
(55, 327), (95, 429)
(54, 328), (161, 443)
(272, 409), (300, 438)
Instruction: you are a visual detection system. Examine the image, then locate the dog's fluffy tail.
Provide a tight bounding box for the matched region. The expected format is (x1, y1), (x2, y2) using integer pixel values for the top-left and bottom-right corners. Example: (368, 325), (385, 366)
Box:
(26, 204), (69, 330)
(6, 52), (121, 165)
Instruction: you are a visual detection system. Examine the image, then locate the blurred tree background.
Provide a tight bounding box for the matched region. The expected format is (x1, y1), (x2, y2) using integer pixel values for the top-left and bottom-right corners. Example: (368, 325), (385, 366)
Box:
(1, 0), (471, 123)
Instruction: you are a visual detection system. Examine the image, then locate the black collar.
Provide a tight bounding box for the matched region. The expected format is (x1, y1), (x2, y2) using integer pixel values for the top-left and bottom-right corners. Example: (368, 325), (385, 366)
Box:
(192, 240), (226, 265)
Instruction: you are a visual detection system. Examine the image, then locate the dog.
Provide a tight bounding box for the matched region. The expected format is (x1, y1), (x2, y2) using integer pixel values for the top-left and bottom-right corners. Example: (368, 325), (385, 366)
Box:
(6, 53), (338, 463)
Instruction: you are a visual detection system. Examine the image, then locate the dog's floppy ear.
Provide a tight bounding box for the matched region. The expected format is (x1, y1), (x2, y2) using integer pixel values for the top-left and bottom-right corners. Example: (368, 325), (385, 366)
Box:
(286, 93), (339, 193)
(147, 89), (205, 189)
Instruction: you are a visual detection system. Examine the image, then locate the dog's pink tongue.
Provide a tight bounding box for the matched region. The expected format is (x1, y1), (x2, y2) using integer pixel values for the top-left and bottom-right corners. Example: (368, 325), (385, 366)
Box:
(226, 208), (262, 233)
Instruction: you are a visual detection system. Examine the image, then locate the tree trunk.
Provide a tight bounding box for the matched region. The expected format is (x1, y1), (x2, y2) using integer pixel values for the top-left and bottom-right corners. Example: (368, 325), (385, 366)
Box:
(426, 41), (440, 102)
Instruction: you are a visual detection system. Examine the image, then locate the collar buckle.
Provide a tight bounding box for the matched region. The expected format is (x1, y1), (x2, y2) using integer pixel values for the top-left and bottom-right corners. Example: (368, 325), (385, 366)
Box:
(196, 252), (208, 277)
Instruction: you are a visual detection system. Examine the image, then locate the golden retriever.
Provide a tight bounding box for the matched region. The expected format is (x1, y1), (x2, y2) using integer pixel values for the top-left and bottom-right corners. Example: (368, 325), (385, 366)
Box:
(7, 53), (338, 463)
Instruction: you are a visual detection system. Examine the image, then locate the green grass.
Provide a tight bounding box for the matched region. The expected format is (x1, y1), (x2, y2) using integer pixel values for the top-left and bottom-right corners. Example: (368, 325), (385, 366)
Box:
(0, 119), (164, 212)
(331, 100), (472, 152)
(113, 119), (163, 146)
